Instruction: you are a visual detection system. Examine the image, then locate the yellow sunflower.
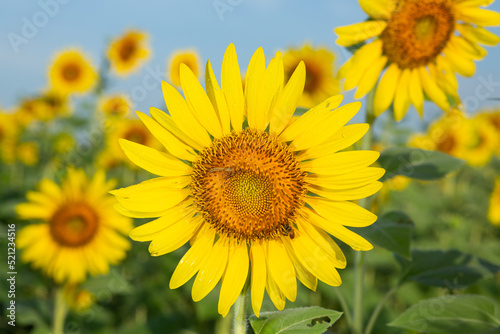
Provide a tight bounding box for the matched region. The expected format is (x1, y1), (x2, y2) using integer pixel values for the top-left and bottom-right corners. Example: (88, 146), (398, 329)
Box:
(477, 110), (500, 155)
(335, 0), (500, 121)
(39, 90), (71, 120)
(489, 176), (500, 226)
(168, 49), (202, 87)
(0, 111), (18, 163)
(112, 44), (383, 317)
(462, 115), (498, 166)
(16, 169), (133, 284)
(98, 94), (132, 118)
(283, 44), (340, 109)
(49, 49), (98, 95)
(107, 30), (150, 76)
(17, 141), (39, 166)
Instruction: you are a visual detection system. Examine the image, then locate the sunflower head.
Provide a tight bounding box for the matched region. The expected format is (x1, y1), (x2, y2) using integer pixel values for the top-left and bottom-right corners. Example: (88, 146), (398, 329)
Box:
(335, 0), (500, 121)
(107, 30), (150, 76)
(16, 169), (133, 283)
(98, 94), (132, 118)
(168, 49), (202, 87)
(112, 44), (383, 317)
(49, 49), (98, 95)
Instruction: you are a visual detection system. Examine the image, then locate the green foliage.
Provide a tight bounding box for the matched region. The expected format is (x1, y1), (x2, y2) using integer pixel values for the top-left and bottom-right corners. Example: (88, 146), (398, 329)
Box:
(249, 306), (342, 334)
(379, 147), (465, 181)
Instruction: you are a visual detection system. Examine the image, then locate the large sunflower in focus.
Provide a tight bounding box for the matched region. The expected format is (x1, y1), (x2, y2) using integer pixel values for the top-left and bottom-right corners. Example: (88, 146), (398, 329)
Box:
(335, 0), (500, 121)
(16, 169), (133, 283)
(107, 30), (150, 76)
(112, 44), (383, 317)
(49, 49), (98, 95)
(283, 44), (340, 108)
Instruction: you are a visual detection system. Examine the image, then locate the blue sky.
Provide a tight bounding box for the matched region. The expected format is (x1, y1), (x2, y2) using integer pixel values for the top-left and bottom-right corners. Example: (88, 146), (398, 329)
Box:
(1, 0), (500, 127)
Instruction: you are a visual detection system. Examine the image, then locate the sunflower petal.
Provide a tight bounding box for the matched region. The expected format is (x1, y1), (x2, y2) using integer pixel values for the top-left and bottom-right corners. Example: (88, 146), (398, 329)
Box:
(408, 69), (424, 117)
(306, 167), (385, 191)
(393, 69), (411, 121)
(305, 196), (378, 227)
(221, 44), (245, 131)
(354, 55), (388, 99)
(148, 215), (203, 256)
(250, 242), (267, 317)
(373, 64), (401, 117)
(308, 181), (383, 201)
(335, 21), (387, 46)
(205, 60), (231, 135)
(150, 107), (203, 150)
(267, 239), (297, 302)
(301, 150), (380, 175)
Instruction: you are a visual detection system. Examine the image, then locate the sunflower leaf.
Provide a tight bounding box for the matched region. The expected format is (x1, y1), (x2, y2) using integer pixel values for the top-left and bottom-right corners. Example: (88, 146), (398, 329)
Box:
(249, 306), (342, 334)
(396, 249), (500, 289)
(388, 294), (500, 333)
(356, 211), (414, 258)
(378, 147), (465, 181)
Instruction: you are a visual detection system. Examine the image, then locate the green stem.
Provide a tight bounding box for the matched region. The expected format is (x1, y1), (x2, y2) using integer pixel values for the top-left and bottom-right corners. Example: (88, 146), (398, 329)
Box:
(352, 89), (376, 334)
(52, 286), (68, 334)
(233, 286), (249, 334)
(364, 285), (398, 334)
(334, 287), (353, 329)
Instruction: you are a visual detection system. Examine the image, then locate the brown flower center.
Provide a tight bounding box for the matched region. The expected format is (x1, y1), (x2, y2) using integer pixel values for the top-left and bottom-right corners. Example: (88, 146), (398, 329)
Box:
(123, 126), (148, 144)
(62, 63), (81, 81)
(436, 132), (456, 153)
(119, 39), (137, 61)
(50, 202), (99, 247)
(191, 129), (307, 241)
(381, 0), (455, 69)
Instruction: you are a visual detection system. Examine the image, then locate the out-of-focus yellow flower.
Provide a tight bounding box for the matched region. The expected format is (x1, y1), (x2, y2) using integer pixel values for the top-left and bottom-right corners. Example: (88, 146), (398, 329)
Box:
(0, 111), (18, 163)
(17, 141), (39, 166)
(107, 30), (150, 76)
(15, 98), (49, 126)
(49, 49), (98, 95)
(335, 0), (500, 121)
(283, 44), (340, 108)
(489, 177), (500, 226)
(16, 169), (133, 284)
(98, 94), (132, 118)
(462, 116), (498, 166)
(39, 90), (71, 120)
(63, 285), (95, 312)
(168, 49), (201, 87)
(476, 110), (500, 155)
(54, 133), (75, 155)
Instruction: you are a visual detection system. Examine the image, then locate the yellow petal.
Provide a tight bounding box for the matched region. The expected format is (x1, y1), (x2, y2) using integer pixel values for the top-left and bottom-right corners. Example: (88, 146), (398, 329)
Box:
(150, 107), (203, 151)
(443, 46), (476, 77)
(245, 47), (266, 130)
(119, 139), (192, 177)
(342, 40), (383, 91)
(359, 0), (396, 19)
(335, 21), (387, 46)
(418, 67), (450, 111)
(266, 268), (286, 310)
(354, 56), (388, 99)
(393, 68), (411, 121)
(192, 236), (229, 302)
(408, 69), (424, 117)
(269, 61), (305, 135)
(284, 231), (342, 286)
(301, 150), (380, 175)
(305, 196), (378, 227)
(250, 242), (267, 318)
(16, 203), (52, 220)
(180, 63), (223, 138)
(129, 202), (195, 241)
(455, 6), (500, 26)
(219, 240), (249, 317)
(304, 209), (373, 251)
(205, 60), (231, 135)
(221, 44), (245, 131)
(286, 243), (317, 291)
(255, 52), (284, 130)
(457, 23), (500, 46)
(450, 35), (487, 59)
(170, 224), (215, 289)
(297, 124), (369, 161)
(136, 111), (197, 161)
(161, 81), (212, 148)
(309, 181), (383, 201)
(39, 178), (62, 200)
(148, 215), (203, 256)
(306, 167), (385, 191)
(267, 239), (297, 302)
(373, 64), (400, 117)
(113, 202), (167, 218)
(110, 176), (191, 197)
(17, 224), (48, 249)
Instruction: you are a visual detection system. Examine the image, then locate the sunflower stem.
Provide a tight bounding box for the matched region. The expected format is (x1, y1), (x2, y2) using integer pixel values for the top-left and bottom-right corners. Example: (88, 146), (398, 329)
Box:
(352, 89), (376, 334)
(233, 286), (249, 334)
(52, 286), (68, 334)
(364, 285), (398, 334)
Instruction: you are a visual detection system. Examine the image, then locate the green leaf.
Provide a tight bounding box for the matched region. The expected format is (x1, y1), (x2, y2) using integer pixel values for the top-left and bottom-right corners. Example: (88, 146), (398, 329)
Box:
(293, 107), (309, 117)
(249, 306), (342, 334)
(396, 249), (500, 289)
(379, 147), (465, 181)
(356, 211), (414, 258)
(389, 294), (500, 333)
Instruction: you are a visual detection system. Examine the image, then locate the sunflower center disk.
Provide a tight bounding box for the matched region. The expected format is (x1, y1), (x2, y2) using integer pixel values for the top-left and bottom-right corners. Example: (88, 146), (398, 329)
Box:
(50, 202), (99, 247)
(381, 0), (455, 68)
(119, 40), (137, 61)
(191, 129), (307, 241)
(62, 63), (81, 81)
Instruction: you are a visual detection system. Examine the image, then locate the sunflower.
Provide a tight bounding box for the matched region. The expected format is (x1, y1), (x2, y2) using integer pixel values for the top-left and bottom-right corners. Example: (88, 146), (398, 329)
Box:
(39, 90), (71, 120)
(16, 169), (133, 284)
(107, 30), (150, 76)
(489, 177), (500, 226)
(283, 44), (340, 109)
(0, 111), (18, 163)
(112, 44), (383, 317)
(462, 115), (498, 166)
(335, 0), (500, 121)
(98, 94), (132, 118)
(17, 141), (39, 166)
(49, 49), (98, 95)
(168, 49), (202, 87)
(477, 110), (500, 155)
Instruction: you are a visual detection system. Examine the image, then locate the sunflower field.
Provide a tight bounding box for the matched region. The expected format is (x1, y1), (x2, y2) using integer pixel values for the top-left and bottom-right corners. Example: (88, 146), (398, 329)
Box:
(1, 1), (500, 334)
